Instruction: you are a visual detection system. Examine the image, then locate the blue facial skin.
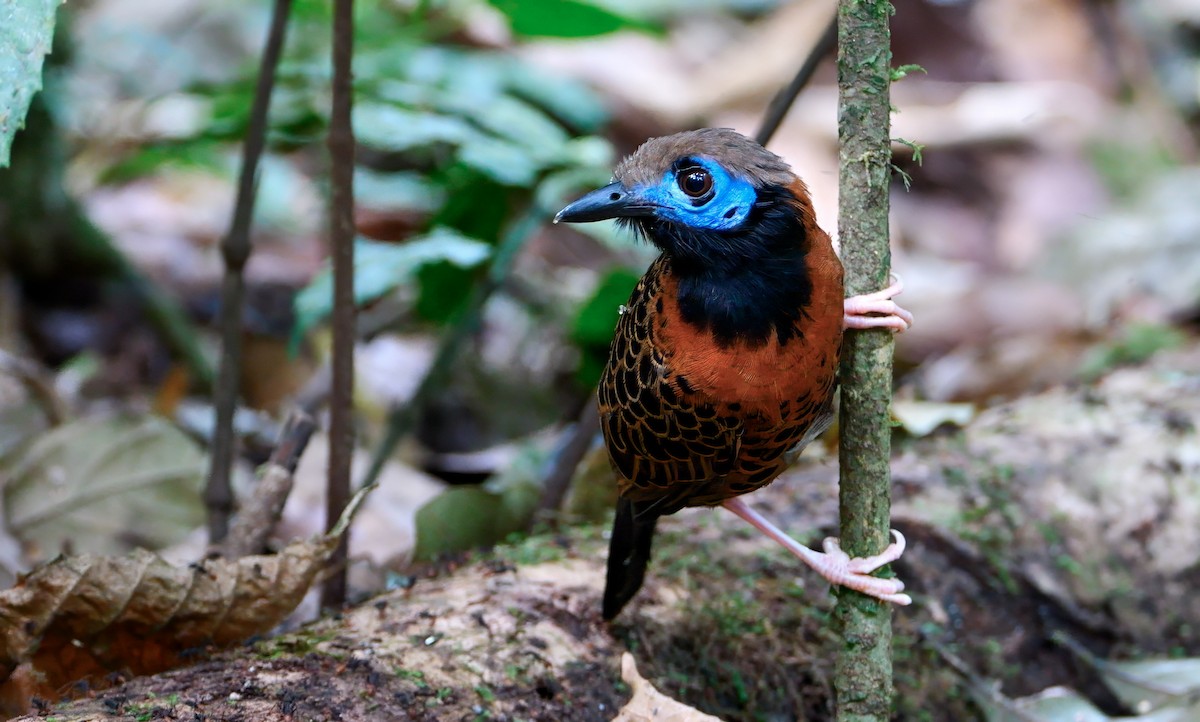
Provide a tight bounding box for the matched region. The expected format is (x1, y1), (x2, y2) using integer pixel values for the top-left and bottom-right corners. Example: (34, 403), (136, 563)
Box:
(638, 157), (757, 231)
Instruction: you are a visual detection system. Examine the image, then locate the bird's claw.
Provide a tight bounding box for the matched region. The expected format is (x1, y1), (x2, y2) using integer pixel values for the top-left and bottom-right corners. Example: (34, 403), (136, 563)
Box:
(844, 272), (914, 332)
(819, 529), (912, 605)
(722, 498), (913, 606)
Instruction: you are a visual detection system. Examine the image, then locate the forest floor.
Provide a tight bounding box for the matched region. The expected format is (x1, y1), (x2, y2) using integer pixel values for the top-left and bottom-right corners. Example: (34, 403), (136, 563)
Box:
(14, 342), (1200, 722)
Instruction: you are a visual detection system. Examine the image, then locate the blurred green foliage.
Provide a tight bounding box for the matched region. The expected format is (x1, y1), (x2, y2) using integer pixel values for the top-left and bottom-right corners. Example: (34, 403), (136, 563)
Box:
(487, 0), (657, 38)
(1088, 139), (1178, 201)
(571, 267), (640, 386)
(412, 437), (548, 560)
(65, 0), (670, 557)
(1084, 139), (1176, 201)
(1080, 323), (1186, 381)
(293, 228), (491, 343)
(96, 0), (648, 369)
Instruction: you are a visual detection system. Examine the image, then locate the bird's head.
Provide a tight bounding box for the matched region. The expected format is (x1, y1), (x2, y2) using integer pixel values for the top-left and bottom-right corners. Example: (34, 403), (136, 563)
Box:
(555, 128), (814, 272)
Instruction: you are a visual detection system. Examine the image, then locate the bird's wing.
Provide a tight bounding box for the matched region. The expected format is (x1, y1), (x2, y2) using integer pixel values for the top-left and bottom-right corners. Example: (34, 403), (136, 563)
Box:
(597, 273), (743, 514)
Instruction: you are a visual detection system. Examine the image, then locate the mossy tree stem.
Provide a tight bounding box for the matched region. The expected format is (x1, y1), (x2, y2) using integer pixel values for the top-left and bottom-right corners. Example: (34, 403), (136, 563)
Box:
(835, 1), (898, 720)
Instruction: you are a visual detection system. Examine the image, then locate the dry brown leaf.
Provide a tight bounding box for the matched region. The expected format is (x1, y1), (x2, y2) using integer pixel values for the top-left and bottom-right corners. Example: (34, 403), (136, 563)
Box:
(0, 535), (336, 698)
(612, 652), (722, 722)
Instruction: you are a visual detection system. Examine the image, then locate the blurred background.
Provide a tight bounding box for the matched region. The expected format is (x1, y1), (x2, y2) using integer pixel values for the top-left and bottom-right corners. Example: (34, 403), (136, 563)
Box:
(2, 0), (1200, 717)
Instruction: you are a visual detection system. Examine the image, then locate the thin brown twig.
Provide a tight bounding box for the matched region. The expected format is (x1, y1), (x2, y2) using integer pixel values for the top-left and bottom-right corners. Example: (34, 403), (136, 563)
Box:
(0, 349), (67, 426)
(322, 0), (356, 610)
(205, 0), (294, 545)
(220, 408), (317, 558)
(755, 9), (838, 147)
(535, 402), (600, 517)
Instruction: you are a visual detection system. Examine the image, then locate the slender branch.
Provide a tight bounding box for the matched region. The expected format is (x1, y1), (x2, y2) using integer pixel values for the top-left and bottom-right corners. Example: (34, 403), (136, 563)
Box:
(755, 9), (838, 146)
(220, 409), (317, 558)
(205, 0), (293, 544)
(834, 1), (897, 721)
(322, 0), (356, 610)
(0, 349), (67, 425)
(536, 402), (600, 516)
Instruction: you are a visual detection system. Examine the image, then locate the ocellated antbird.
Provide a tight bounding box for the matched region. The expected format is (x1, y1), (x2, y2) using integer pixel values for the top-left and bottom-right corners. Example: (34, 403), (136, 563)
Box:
(555, 128), (914, 619)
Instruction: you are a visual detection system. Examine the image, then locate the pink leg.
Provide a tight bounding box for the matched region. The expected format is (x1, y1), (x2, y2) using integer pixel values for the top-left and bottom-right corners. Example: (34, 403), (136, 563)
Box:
(844, 273), (914, 332)
(723, 497), (912, 605)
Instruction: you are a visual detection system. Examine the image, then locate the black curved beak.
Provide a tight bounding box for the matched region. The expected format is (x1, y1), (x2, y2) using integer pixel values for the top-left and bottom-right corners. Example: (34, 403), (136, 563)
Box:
(553, 182), (657, 224)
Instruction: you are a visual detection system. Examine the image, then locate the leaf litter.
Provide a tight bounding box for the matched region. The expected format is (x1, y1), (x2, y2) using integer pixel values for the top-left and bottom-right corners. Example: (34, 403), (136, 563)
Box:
(0, 535), (337, 702)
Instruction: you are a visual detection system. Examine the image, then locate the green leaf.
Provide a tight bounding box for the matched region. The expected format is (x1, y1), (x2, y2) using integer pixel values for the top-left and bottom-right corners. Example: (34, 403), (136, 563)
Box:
(367, 78), (441, 108)
(431, 169), (512, 239)
(572, 268), (640, 346)
(0, 0), (64, 166)
(204, 79), (256, 139)
(100, 139), (227, 184)
(253, 154), (322, 233)
(890, 63), (927, 82)
(412, 488), (505, 561)
(1080, 323), (1186, 381)
(457, 133), (542, 187)
(352, 102), (475, 153)
(506, 64), (609, 132)
(292, 229), (492, 341)
(571, 267), (640, 386)
(587, 0), (778, 19)
(436, 50), (506, 102)
(412, 484), (536, 561)
(414, 261), (477, 324)
(536, 159), (618, 211)
(412, 442), (546, 561)
(355, 168), (445, 213)
(488, 0), (656, 38)
(461, 95), (569, 159)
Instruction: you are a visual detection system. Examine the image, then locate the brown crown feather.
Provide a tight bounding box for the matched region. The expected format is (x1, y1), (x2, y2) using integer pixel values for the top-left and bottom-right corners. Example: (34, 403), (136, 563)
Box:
(613, 128), (796, 190)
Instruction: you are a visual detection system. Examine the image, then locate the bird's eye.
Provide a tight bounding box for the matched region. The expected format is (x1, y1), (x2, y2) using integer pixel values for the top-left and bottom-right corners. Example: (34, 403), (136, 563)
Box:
(677, 167), (713, 198)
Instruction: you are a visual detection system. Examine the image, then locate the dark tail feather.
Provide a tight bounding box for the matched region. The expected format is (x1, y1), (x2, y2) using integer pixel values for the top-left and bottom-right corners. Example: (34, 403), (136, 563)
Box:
(603, 498), (658, 620)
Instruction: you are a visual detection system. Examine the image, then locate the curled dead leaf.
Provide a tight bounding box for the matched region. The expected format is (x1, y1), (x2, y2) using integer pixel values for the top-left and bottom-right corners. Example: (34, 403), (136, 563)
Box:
(0, 535), (337, 699)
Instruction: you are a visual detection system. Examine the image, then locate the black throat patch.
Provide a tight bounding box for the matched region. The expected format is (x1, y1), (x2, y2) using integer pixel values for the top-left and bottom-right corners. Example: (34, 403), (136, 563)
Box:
(627, 184), (815, 348)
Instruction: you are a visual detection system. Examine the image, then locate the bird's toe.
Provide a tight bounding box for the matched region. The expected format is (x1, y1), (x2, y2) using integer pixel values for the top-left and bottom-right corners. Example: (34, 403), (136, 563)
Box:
(844, 573), (911, 605)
